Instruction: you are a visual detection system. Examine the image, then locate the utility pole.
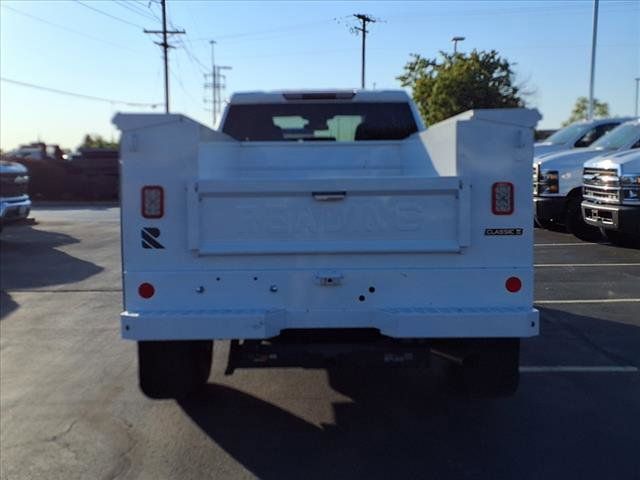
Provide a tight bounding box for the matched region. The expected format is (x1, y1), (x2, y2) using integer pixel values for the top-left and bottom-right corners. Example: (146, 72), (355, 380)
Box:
(587, 0), (599, 120)
(635, 77), (639, 117)
(205, 64), (232, 128)
(353, 14), (377, 89)
(144, 0), (185, 113)
(452, 36), (465, 54)
(210, 40), (217, 127)
(204, 40), (232, 128)
(215, 66), (232, 121)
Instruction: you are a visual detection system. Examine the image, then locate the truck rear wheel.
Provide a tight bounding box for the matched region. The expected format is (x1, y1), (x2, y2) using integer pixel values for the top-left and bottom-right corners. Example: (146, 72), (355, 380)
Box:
(138, 340), (213, 399)
(443, 339), (520, 397)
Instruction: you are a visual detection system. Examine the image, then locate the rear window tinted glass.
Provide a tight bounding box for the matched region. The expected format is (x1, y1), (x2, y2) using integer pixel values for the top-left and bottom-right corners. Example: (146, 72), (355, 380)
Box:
(222, 102), (418, 141)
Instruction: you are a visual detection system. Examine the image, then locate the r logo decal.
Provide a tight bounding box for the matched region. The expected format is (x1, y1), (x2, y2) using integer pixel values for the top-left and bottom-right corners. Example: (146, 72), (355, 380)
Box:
(141, 227), (165, 249)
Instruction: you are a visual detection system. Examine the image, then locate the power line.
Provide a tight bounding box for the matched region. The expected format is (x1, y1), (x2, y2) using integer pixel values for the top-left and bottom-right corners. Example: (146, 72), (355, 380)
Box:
(175, 37), (208, 74)
(114, 0), (160, 22)
(1, 4), (142, 53)
(192, 18), (335, 42)
(74, 0), (145, 29)
(1, 77), (162, 108)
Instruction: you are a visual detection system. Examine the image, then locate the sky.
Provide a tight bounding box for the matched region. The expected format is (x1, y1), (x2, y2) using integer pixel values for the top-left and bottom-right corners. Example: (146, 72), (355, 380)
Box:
(0, 0), (638, 150)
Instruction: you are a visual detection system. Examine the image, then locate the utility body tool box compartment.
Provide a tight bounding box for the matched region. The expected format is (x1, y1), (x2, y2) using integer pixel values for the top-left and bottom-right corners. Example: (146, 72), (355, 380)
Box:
(115, 106), (540, 342)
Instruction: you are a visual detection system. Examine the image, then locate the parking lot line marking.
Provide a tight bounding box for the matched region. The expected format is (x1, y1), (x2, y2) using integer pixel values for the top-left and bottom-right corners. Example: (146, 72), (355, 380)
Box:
(520, 366), (638, 373)
(534, 242), (608, 247)
(536, 298), (640, 304)
(535, 263), (640, 267)
(4, 289), (122, 293)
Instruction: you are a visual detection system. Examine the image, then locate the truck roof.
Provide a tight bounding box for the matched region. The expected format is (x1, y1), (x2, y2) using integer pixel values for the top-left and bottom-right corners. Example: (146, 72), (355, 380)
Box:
(228, 90), (412, 104)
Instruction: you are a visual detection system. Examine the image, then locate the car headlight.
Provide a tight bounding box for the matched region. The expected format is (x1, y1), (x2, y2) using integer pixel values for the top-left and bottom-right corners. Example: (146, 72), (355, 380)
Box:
(539, 170), (559, 194)
(621, 174), (640, 204)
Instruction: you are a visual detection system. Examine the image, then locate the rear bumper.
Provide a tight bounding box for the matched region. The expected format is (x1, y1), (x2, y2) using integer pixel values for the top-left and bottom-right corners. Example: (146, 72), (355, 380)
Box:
(581, 201), (640, 235)
(121, 306), (539, 340)
(0, 196), (31, 223)
(533, 195), (566, 223)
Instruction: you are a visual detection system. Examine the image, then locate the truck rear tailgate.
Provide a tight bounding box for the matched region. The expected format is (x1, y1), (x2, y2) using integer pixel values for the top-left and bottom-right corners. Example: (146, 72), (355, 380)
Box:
(187, 177), (470, 255)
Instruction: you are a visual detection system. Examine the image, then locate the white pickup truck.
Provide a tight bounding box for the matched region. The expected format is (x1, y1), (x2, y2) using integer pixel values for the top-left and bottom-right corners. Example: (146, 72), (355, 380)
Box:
(533, 119), (640, 235)
(114, 90), (540, 399)
(582, 150), (640, 246)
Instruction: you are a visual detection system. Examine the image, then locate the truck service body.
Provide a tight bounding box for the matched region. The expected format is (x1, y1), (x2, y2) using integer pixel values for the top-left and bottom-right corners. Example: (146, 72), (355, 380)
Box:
(114, 90), (540, 398)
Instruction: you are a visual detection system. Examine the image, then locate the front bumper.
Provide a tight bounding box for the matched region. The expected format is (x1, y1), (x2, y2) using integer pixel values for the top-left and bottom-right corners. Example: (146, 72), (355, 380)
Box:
(121, 306), (540, 340)
(0, 196), (32, 223)
(534, 195), (566, 223)
(581, 201), (640, 235)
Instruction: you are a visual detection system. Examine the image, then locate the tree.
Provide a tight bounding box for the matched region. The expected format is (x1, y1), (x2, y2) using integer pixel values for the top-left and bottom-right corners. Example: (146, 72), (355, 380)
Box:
(80, 134), (118, 149)
(397, 50), (524, 125)
(562, 97), (610, 126)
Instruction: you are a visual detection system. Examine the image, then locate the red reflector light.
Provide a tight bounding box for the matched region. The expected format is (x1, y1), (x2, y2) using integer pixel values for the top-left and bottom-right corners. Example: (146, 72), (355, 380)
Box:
(141, 186), (164, 218)
(138, 282), (155, 299)
(492, 182), (514, 215)
(505, 277), (522, 293)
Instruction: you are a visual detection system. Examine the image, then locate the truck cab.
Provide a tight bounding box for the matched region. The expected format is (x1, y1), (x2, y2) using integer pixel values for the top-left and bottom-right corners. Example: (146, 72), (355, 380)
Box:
(582, 150), (640, 247)
(534, 117), (631, 158)
(533, 119), (640, 235)
(114, 90), (540, 399)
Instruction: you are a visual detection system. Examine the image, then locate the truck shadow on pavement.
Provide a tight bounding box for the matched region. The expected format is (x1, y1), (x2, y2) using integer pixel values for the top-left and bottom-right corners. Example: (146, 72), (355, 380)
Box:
(0, 225), (104, 320)
(178, 307), (640, 480)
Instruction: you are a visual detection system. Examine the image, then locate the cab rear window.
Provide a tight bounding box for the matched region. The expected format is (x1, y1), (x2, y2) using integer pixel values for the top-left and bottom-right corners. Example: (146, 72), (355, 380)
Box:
(222, 102), (418, 142)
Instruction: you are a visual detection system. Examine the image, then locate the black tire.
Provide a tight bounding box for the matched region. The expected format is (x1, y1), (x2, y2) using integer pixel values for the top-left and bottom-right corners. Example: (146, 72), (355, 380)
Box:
(602, 229), (640, 249)
(565, 194), (599, 241)
(138, 340), (213, 399)
(453, 339), (520, 398)
(534, 215), (558, 230)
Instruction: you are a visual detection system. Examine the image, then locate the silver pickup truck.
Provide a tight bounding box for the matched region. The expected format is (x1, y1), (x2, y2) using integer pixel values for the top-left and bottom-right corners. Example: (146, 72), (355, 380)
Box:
(0, 160), (32, 232)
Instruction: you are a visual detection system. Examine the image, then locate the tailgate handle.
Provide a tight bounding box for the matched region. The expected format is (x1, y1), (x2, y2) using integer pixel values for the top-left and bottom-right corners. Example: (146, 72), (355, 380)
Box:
(312, 191), (346, 201)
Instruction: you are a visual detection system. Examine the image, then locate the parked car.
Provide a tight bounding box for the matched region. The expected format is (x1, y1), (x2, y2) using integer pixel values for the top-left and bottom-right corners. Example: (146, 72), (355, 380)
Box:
(533, 119), (640, 236)
(0, 160), (32, 232)
(534, 117), (632, 158)
(582, 149), (640, 247)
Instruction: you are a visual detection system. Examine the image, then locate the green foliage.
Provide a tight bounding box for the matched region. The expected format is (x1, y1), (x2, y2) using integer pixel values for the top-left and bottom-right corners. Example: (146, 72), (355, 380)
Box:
(397, 50), (524, 125)
(80, 134), (118, 149)
(562, 97), (610, 126)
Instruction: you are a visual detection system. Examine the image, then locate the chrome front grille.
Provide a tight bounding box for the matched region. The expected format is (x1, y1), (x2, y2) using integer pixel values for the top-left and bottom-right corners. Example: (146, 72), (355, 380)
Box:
(0, 173), (29, 198)
(583, 167), (620, 204)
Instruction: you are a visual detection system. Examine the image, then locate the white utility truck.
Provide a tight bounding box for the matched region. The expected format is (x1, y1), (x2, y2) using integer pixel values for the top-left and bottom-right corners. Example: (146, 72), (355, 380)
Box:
(114, 90), (540, 399)
(582, 149), (640, 247)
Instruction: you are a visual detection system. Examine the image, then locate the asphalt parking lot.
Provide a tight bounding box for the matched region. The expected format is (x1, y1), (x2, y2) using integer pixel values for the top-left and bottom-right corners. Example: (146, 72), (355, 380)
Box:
(1, 207), (639, 480)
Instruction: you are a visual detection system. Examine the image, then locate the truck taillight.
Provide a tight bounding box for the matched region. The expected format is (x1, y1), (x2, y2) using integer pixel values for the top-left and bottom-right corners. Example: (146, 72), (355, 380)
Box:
(142, 186), (163, 218)
(138, 282), (155, 299)
(505, 276), (522, 293)
(492, 182), (514, 215)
